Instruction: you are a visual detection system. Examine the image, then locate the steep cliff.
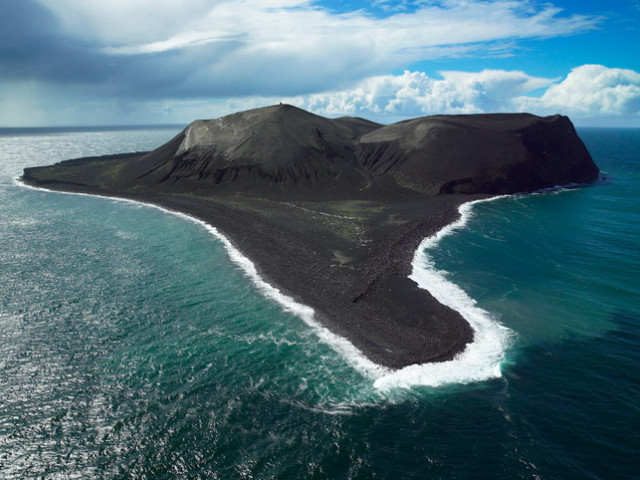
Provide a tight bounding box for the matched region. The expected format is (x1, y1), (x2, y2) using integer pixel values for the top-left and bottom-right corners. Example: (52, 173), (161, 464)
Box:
(356, 113), (599, 195)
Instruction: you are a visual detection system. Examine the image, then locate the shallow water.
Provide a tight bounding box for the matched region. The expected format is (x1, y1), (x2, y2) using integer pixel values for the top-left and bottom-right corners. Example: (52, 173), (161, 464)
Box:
(1, 126), (638, 478)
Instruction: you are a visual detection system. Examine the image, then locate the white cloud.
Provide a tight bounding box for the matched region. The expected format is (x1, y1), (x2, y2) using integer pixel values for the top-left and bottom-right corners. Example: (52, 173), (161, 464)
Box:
(274, 65), (640, 124)
(36, 0), (215, 45)
(97, 0), (597, 61)
(33, 0), (599, 98)
(9, 1), (637, 127)
(290, 69), (558, 118)
(4, 65), (639, 126)
(271, 64), (640, 127)
(517, 65), (640, 117)
(440, 70), (559, 109)
(39, 0), (597, 54)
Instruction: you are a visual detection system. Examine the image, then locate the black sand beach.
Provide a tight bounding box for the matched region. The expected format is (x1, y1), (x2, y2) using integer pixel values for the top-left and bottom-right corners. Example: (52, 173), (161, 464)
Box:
(22, 105), (599, 369)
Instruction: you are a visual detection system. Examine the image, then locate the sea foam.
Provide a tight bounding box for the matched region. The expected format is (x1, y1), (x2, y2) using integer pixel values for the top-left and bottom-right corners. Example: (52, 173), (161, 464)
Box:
(16, 179), (390, 380)
(373, 197), (513, 390)
(17, 179), (511, 390)
(175, 212), (391, 381)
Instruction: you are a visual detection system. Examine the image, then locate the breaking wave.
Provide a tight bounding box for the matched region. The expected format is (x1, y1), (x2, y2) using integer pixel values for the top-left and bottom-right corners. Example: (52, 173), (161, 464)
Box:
(17, 180), (512, 391)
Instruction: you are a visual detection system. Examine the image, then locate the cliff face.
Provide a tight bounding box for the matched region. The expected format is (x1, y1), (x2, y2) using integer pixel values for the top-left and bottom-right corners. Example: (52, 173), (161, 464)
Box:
(24, 105), (599, 198)
(356, 113), (599, 195)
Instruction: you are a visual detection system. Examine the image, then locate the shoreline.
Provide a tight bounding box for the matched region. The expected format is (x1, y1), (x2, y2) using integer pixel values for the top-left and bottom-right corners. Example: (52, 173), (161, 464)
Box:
(22, 181), (391, 378)
(17, 173), (505, 374)
(18, 107), (599, 370)
(125, 192), (479, 370)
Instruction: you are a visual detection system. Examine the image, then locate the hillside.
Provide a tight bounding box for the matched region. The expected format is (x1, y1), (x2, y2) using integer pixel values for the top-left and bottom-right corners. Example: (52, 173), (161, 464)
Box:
(25, 105), (598, 199)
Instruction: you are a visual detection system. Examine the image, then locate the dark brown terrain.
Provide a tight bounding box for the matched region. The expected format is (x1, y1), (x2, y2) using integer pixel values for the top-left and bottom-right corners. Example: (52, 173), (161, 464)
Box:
(22, 105), (599, 369)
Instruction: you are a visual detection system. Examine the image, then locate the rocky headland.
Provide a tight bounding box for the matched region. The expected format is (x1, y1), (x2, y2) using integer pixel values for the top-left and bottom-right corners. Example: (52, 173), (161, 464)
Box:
(22, 105), (599, 369)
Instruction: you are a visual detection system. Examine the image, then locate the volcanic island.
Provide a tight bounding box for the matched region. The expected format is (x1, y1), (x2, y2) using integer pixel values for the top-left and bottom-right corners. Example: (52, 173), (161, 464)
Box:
(22, 105), (599, 369)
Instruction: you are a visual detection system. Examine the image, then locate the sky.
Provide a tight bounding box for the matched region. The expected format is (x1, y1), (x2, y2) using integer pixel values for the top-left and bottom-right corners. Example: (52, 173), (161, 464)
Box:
(1, 0), (639, 127)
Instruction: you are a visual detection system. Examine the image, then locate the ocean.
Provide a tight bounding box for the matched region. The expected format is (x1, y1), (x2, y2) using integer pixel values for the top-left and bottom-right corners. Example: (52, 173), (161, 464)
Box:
(0, 126), (638, 478)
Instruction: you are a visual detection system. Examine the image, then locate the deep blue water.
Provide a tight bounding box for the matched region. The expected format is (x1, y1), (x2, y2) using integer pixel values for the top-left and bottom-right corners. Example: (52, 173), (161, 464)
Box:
(0, 126), (638, 478)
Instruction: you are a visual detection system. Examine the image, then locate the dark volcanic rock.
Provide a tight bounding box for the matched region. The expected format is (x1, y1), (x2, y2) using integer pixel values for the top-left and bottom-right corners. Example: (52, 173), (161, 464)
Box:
(21, 105), (600, 370)
(25, 105), (598, 199)
(126, 106), (598, 198)
(356, 113), (599, 195)
(120, 105), (382, 199)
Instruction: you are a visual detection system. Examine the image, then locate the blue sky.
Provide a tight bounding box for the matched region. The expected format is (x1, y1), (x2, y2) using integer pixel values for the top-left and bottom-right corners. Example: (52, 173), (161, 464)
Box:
(1, 0), (639, 126)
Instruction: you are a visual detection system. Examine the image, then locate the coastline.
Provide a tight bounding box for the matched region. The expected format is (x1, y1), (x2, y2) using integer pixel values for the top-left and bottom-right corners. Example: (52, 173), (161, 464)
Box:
(17, 178), (392, 379)
(17, 107), (599, 372)
(139, 192), (480, 370)
(18, 171), (492, 371)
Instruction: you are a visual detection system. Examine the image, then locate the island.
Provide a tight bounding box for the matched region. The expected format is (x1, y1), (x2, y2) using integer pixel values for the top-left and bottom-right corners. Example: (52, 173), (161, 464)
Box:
(22, 105), (599, 369)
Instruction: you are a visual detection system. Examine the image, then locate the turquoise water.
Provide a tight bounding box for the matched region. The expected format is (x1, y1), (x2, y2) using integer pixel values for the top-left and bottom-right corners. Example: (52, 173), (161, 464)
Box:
(1, 127), (638, 478)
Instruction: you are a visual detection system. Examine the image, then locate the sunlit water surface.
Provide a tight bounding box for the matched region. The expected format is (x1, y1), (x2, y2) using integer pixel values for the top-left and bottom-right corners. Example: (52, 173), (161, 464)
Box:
(1, 127), (638, 478)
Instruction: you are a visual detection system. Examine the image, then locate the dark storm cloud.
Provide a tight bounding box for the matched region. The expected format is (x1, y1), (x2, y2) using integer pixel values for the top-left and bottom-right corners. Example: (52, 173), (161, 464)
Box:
(0, 0), (107, 82)
(0, 1), (349, 99)
(0, 0), (602, 102)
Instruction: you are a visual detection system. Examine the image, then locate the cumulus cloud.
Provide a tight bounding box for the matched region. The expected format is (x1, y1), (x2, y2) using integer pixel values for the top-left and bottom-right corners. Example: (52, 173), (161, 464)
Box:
(439, 70), (559, 110)
(4, 65), (639, 127)
(293, 69), (558, 117)
(288, 65), (640, 122)
(517, 65), (640, 117)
